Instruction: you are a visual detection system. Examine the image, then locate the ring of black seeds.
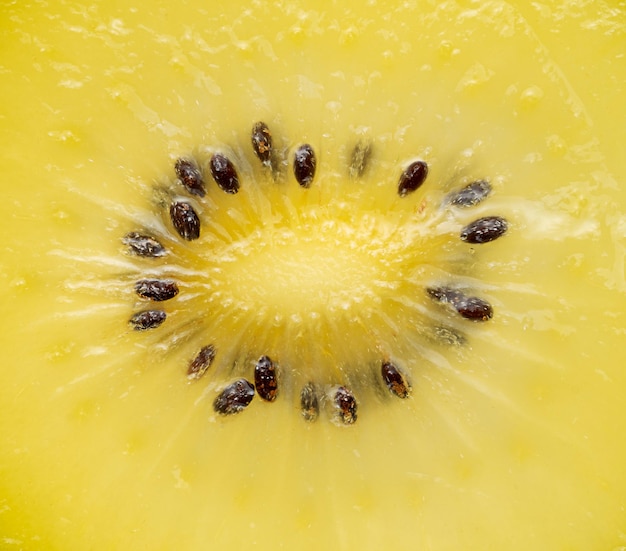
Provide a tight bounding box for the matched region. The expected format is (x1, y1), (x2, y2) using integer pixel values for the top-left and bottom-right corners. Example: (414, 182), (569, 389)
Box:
(125, 124), (512, 425)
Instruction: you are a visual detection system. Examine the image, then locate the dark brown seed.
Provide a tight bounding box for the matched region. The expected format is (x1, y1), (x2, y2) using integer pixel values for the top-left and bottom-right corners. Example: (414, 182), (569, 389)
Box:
(333, 386), (358, 425)
(187, 344), (216, 380)
(293, 144), (316, 188)
(209, 153), (239, 194)
(251, 122), (273, 165)
(427, 286), (493, 322)
(254, 355), (278, 402)
(134, 279), (179, 302)
(122, 232), (166, 258)
(454, 296), (493, 321)
(449, 179), (491, 207)
(174, 157), (205, 197)
(213, 379), (255, 415)
(170, 201), (200, 241)
(398, 160), (428, 197)
(300, 382), (319, 422)
(129, 310), (167, 331)
(460, 216), (508, 244)
(381, 361), (411, 399)
(349, 140), (372, 179)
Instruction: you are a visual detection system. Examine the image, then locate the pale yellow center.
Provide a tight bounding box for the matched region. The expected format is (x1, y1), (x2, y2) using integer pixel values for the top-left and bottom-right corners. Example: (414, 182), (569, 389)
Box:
(183, 180), (457, 329)
(221, 225), (381, 316)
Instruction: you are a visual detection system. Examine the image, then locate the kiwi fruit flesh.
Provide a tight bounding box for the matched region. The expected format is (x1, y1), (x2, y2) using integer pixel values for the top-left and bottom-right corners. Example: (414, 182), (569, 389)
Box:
(1, 1), (626, 550)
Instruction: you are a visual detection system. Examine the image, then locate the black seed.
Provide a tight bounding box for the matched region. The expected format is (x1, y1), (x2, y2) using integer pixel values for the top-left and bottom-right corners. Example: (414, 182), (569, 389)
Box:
(300, 382), (319, 422)
(398, 160), (428, 197)
(187, 344), (216, 380)
(454, 295), (493, 321)
(213, 379), (255, 415)
(349, 140), (372, 179)
(381, 361), (411, 399)
(449, 179), (491, 207)
(254, 355), (278, 402)
(129, 310), (166, 331)
(209, 153), (240, 194)
(134, 279), (179, 302)
(174, 157), (205, 197)
(293, 144), (316, 188)
(251, 121), (273, 165)
(427, 286), (493, 322)
(122, 232), (166, 258)
(333, 386), (358, 425)
(170, 201), (200, 241)
(460, 216), (508, 244)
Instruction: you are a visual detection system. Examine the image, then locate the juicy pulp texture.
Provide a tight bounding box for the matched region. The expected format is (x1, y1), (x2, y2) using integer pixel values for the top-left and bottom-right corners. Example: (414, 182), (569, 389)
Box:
(1, 1), (626, 550)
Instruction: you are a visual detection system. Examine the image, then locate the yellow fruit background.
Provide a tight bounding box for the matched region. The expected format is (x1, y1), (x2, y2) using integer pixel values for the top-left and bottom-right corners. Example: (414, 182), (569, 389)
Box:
(1, 1), (625, 550)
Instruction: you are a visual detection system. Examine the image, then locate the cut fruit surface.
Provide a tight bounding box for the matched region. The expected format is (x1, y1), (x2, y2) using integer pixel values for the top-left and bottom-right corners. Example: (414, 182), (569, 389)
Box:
(1, 1), (626, 550)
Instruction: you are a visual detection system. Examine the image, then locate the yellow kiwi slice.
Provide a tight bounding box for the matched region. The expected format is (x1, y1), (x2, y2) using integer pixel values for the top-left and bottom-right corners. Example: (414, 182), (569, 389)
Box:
(1, 1), (626, 549)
